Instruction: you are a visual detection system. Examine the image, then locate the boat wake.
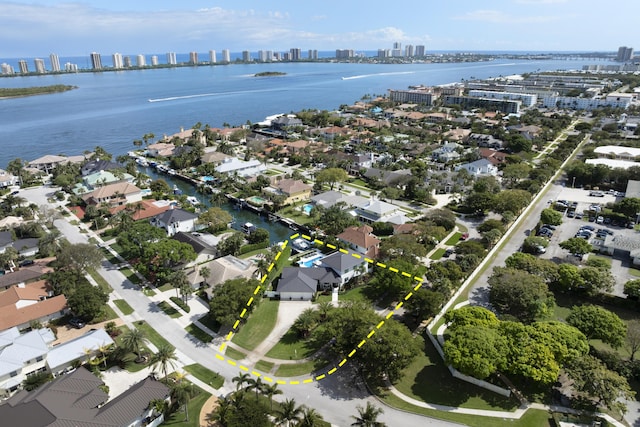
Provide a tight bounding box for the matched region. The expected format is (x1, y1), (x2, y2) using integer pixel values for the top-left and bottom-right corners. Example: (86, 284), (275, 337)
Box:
(148, 87), (281, 103)
(341, 71), (415, 80)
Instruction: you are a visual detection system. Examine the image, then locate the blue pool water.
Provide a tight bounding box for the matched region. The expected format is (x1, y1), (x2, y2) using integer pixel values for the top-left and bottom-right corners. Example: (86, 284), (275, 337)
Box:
(302, 203), (314, 215)
(297, 252), (324, 268)
(202, 176), (215, 182)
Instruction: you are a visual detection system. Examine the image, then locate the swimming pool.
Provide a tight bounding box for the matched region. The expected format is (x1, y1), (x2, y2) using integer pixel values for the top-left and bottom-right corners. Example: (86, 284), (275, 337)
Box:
(247, 195), (268, 206)
(297, 251), (324, 268)
(302, 203), (314, 215)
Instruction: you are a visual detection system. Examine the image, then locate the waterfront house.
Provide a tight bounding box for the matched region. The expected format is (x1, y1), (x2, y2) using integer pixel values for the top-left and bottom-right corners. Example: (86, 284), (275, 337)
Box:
(455, 158), (499, 176)
(0, 170), (18, 188)
(264, 179), (312, 205)
(80, 159), (123, 176)
(0, 281), (68, 333)
(150, 208), (200, 237)
(337, 225), (381, 258)
(27, 155), (69, 174)
(201, 148), (232, 165)
(0, 365), (169, 426)
(172, 231), (218, 265)
(147, 142), (176, 158)
(214, 157), (267, 177)
(200, 255), (256, 294)
(73, 170), (135, 195)
(310, 191), (369, 210)
(317, 252), (369, 284)
(271, 115), (303, 130)
(82, 181), (143, 207)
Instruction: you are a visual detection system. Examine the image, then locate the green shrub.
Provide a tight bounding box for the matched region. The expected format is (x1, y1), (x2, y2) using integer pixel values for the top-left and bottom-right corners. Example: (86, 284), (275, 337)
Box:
(239, 241), (269, 255)
(170, 296), (191, 313)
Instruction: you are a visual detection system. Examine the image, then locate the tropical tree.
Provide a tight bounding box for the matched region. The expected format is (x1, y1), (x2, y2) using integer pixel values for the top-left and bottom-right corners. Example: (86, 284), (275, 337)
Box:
(567, 305), (627, 349)
(246, 377), (265, 400)
(121, 328), (147, 360)
(232, 371), (250, 391)
(170, 381), (195, 422)
(168, 269), (191, 305)
(149, 344), (178, 379)
(298, 407), (325, 427)
(276, 398), (304, 427)
(292, 308), (318, 338)
(350, 402), (386, 427)
(262, 382), (282, 411)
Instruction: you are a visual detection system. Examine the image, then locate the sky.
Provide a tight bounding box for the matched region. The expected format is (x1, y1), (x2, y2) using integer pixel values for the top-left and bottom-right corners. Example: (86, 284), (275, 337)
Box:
(0, 0), (636, 57)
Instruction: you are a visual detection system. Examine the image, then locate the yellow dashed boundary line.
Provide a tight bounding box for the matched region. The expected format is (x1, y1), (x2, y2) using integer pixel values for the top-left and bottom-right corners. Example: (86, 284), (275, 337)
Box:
(215, 233), (425, 385)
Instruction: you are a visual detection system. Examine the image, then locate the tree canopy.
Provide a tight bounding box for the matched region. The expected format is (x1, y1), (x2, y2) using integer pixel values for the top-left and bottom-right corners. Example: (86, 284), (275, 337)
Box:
(488, 267), (555, 323)
(209, 278), (261, 326)
(566, 305), (627, 349)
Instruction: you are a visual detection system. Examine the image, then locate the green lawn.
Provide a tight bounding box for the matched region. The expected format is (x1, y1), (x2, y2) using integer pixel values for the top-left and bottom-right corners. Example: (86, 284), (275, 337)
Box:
(157, 301), (182, 318)
(630, 267), (640, 278)
(162, 386), (211, 427)
(315, 286), (373, 304)
(113, 299), (134, 315)
(274, 361), (318, 377)
(444, 232), (462, 246)
(185, 323), (213, 343)
(198, 313), (221, 334)
(142, 287), (156, 296)
(392, 335), (518, 411)
(87, 268), (113, 294)
(232, 299), (279, 351)
(183, 364), (224, 389)
(120, 267), (141, 284)
(255, 360), (274, 373)
(430, 248), (445, 260)
(113, 326), (151, 373)
(157, 283), (174, 292)
(135, 321), (174, 350)
(225, 346), (247, 360)
(265, 327), (322, 360)
(238, 247), (269, 260)
(92, 304), (118, 323)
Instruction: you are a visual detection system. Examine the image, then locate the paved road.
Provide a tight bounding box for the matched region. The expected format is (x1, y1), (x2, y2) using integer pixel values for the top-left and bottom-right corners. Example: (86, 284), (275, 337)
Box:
(23, 185), (462, 427)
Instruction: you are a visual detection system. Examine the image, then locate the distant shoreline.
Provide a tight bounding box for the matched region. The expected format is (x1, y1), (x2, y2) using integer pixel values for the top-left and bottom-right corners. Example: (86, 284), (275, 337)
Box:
(0, 84), (77, 99)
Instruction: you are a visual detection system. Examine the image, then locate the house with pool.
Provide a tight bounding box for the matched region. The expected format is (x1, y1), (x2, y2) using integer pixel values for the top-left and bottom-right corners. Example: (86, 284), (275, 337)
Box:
(263, 178), (312, 205)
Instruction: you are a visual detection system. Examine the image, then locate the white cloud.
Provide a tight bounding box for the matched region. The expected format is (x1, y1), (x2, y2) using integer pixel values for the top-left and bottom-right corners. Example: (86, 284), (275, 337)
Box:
(453, 9), (559, 24)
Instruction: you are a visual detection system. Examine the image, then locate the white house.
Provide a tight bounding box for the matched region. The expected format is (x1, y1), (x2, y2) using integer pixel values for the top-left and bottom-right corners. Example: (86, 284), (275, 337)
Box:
(150, 208), (200, 236)
(455, 158), (499, 176)
(355, 200), (409, 225)
(215, 157), (267, 177)
(47, 329), (115, 375)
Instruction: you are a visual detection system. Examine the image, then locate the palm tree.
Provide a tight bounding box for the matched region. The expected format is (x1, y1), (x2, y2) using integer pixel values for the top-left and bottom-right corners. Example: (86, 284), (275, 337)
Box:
(317, 301), (333, 322)
(262, 382), (282, 411)
(206, 396), (231, 426)
(170, 381), (195, 422)
(232, 371), (250, 390)
(275, 398), (303, 427)
(149, 344), (178, 380)
(293, 308), (317, 338)
(350, 402), (386, 427)
(121, 328), (147, 360)
(298, 407), (325, 427)
(199, 266), (211, 286)
(169, 270), (191, 305)
(246, 377), (265, 400)
(97, 343), (113, 368)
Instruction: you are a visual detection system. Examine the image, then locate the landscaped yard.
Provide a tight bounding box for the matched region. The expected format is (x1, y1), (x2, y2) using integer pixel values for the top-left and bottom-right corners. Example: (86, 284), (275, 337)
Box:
(113, 326), (151, 373)
(430, 248), (446, 260)
(197, 313), (221, 334)
(255, 360), (274, 373)
(162, 385), (210, 427)
(232, 299), (279, 351)
(265, 327), (321, 360)
(119, 267), (141, 284)
(135, 321), (174, 350)
(315, 286), (373, 304)
(225, 346), (247, 360)
(392, 334), (518, 411)
(183, 363), (224, 389)
(444, 232), (462, 246)
(113, 299), (134, 315)
(274, 360), (319, 377)
(157, 301), (182, 318)
(185, 323), (213, 343)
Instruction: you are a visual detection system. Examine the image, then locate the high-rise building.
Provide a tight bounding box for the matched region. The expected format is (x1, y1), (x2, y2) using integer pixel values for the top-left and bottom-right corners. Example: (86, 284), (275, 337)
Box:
(166, 52), (177, 65)
(336, 49), (354, 59)
(289, 48), (301, 61)
(18, 60), (28, 74)
(151, 55), (158, 66)
(405, 45), (414, 57)
(90, 52), (102, 69)
(617, 46), (634, 62)
(415, 45), (426, 57)
(391, 42), (402, 57)
(258, 50), (272, 62)
(222, 49), (231, 62)
(64, 62), (78, 72)
(123, 56), (132, 67)
(34, 58), (46, 74)
(209, 50), (217, 63)
(1, 63), (15, 74)
(377, 49), (390, 58)
(112, 53), (123, 69)
(136, 54), (146, 67)
(393, 42), (401, 50)
(274, 52), (282, 61)
(49, 53), (60, 72)
(242, 51), (251, 62)
(189, 52), (198, 64)
(308, 49), (318, 60)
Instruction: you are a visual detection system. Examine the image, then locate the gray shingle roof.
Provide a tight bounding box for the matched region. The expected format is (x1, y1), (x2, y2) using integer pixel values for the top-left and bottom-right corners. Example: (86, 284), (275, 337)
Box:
(319, 252), (363, 272)
(154, 208), (198, 224)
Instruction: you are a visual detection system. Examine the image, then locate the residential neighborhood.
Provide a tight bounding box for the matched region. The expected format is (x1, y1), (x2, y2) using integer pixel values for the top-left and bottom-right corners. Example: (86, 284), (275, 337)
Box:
(1, 69), (640, 427)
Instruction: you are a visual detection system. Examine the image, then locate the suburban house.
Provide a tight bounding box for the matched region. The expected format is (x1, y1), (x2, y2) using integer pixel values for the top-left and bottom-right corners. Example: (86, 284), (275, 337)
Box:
(0, 170), (18, 188)
(109, 199), (172, 221)
(478, 148), (507, 167)
(264, 179), (312, 205)
(199, 255), (256, 296)
(310, 191), (369, 210)
(356, 200), (409, 225)
(431, 142), (462, 163)
(11, 238), (40, 258)
(271, 115), (303, 131)
(363, 168), (413, 187)
(337, 225), (381, 258)
(317, 251), (369, 284)
(172, 231), (219, 265)
(201, 149), (232, 165)
(81, 181), (143, 207)
(0, 263), (53, 291)
(0, 366), (169, 427)
(214, 157), (267, 177)
(0, 328), (116, 398)
(0, 281), (68, 332)
(467, 133), (504, 149)
(80, 159), (123, 176)
(150, 208), (200, 236)
(455, 159), (499, 177)
(146, 142), (176, 157)
(27, 155), (69, 174)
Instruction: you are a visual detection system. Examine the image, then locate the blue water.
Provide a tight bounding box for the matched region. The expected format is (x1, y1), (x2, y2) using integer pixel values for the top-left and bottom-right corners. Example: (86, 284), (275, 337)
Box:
(298, 252), (324, 268)
(0, 58), (599, 168)
(302, 204), (313, 215)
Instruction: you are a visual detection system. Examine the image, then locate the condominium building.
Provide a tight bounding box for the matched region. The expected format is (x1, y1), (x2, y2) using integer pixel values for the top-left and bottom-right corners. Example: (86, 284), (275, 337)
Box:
(136, 54), (146, 67)
(123, 56), (132, 68)
(242, 51), (251, 62)
(415, 45), (426, 56)
(617, 46), (634, 62)
(377, 49), (390, 58)
(209, 50), (217, 63)
(189, 51), (198, 64)
(64, 62), (78, 72)
(222, 49), (231, 62)
(49, 53), (60, 72)
(34, 58), (46, 74)
(336, 49), (354, 59)
(18, 60), (28, 74)
(405, 44), (414, 57)
(389, 88), (436, 105)
(1, 63), (14, 75)
(290, 48), (301, 60)
(166, 52), (177, 65)
(90, 52), (102, 69)
(308, 49), (318, 60)
(112, 52), (123, 69)
(443, 95), (521, 114)
(258, 50), (273, 62)
(543, 94), (632, 110)
(468, 89), (538, 108)
(150, 55), (158, 66)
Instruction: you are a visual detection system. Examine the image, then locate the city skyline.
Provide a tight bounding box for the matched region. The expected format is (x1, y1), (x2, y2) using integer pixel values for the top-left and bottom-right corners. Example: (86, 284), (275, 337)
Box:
(0, 0), (636, 57)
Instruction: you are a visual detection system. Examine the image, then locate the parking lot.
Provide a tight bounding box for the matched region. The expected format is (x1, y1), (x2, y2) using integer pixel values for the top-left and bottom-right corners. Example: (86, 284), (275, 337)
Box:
(537, 187), (639, 297)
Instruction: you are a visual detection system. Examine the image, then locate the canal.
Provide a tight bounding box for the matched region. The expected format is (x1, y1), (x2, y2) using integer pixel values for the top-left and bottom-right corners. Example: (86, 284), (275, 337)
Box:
(140, 166), (294, 245)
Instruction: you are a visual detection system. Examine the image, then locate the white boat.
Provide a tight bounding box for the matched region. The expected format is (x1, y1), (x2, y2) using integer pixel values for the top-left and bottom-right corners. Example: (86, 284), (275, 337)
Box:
(291, 238), (311, 252)
(186, 196), (200, 206)
(136, 158), (149, 167)
(241, 222), (257, 234)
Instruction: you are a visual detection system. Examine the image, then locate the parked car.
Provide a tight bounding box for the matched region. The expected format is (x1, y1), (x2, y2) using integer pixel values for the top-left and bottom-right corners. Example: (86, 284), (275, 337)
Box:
(596, 216), (604, 224)
(580, 225), (595, 232)
(18, 259), (34, 267)
(575, 213), (584, 220)
(443, 248), (454, 257)
(567, 210), (575, 218)
(542, 224), (557, 230)
(68, 318), (85, 329)
(460, 232), (469, 240)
